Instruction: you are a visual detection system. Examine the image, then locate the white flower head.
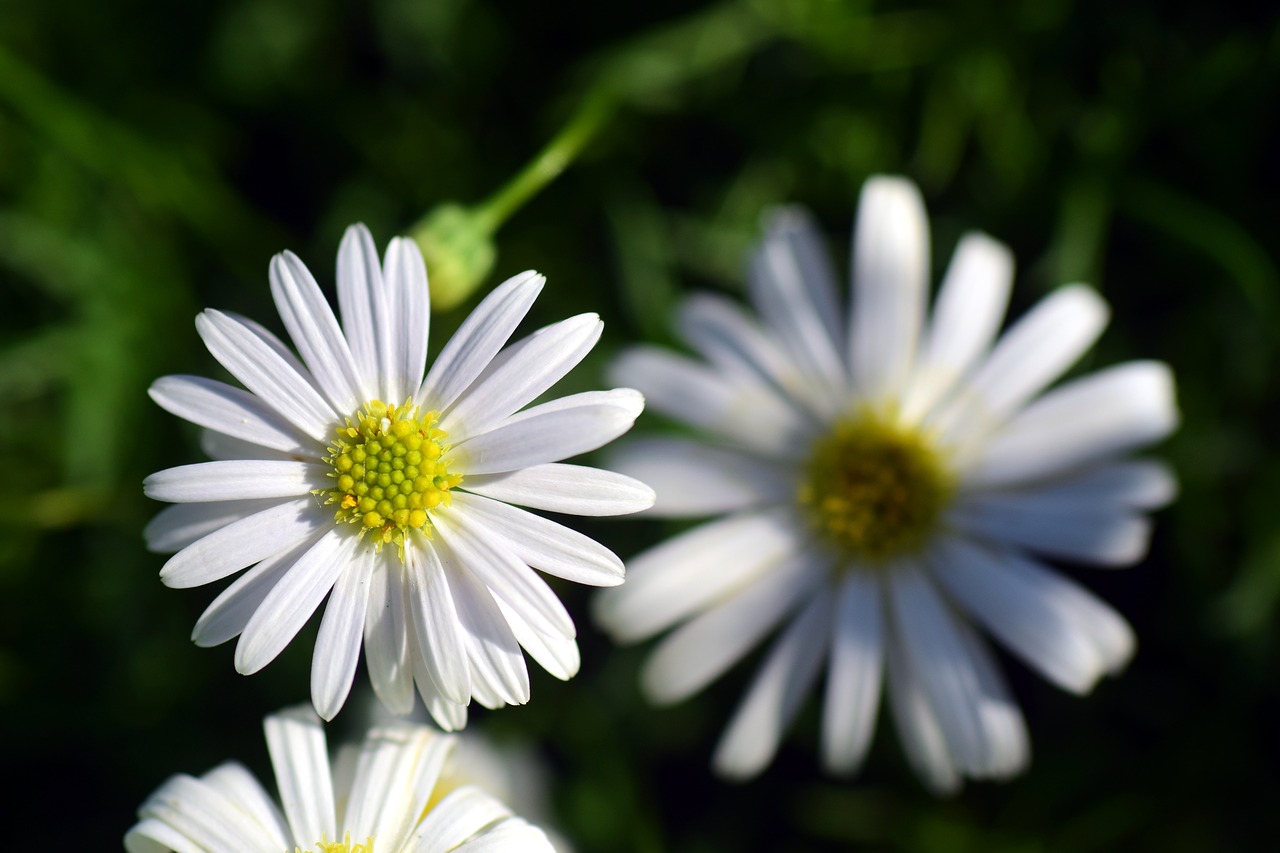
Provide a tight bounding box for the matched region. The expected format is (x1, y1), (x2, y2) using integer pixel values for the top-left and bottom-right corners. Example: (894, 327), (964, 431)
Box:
(144, 224), (654, 727)
(124, 705), (558, 853)
(594, 176), (1178, 792)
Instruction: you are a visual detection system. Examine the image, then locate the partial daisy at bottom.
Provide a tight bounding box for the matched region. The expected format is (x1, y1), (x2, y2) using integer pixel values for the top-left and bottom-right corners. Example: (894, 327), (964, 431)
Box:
(124, 705), (556, 853)
(593, 176), (1178, 792)
(144, 224), (653, 727)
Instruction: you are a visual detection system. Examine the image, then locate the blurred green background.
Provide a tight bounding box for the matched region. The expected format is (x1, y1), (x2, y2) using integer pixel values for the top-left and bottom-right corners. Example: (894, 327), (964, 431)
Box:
(1, 0), (1277, 849)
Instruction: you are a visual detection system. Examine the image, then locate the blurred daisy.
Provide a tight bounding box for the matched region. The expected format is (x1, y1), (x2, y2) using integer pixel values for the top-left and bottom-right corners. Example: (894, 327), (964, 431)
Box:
(144, 225), (653, 727)
(594, 177), (1177, 791)
(124, 705), (556, 853)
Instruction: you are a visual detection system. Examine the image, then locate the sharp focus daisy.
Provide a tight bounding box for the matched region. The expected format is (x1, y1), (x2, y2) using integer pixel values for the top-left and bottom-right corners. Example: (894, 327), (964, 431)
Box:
(124, 705), (557, 853)
(593, 177), (1178, 791)
(144, 225), (653, 727)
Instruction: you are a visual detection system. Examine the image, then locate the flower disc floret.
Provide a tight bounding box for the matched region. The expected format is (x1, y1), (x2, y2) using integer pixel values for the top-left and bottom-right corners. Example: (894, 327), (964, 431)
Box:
(799, 412), (954, 563)
(321, 399), (462, 556)
(297, 834), (374, 853)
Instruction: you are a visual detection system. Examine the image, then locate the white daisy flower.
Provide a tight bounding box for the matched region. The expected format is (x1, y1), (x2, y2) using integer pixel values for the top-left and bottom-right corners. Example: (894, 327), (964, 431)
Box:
(593, 176), (1178, 791)
(124, 705), (557, 853)
(144, 224), (653, 727)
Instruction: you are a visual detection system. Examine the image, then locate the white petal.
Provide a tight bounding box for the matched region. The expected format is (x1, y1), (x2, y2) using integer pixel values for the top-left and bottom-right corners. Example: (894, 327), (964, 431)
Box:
(747, 207), (848, 402)
(199, 429), (297, 462)
(884, 635), (960, 795)
(199, 763), (289, 844)
(336, 224), (383, 400)
(676, 292), (833, 418)
(405, 539), (472, 705)
(150, 375), (315, 455)
(462, 462), (654, 517)
(145, 498), (283, 553)
(640, 550), (824, 704)
(952, 285), (1109, 433)
(497, 596), (581, 681)
(364, 555), (415, 715)
(949, 616), (1030, 779)
(887, 564), (990, 775)
(610, 346), (811, 455)
(418, 271), (544, 412)
(821, 571), (885, 775)
(712, 592), (833, 780)
(448, 818), (557, 853)
(192, 535), (323, 648)
(235, 529), (356, 674)
(929, 536), (1134, 694)
(452, 395), (638, 475)
(902, 233), (1013, 422)
(963, 361), (1178, 490)
(125, 817), (209, 853)
(948, 486), (1156, 567)
(196, 309), (337, 441)
(311, 556), (375, 720)
(448, 491), (625, 587)
(264, 706), (336, 846)
(133, 773), (285, 852)
(998, 459), (1177, 510)
(270, 250), (364, 415)
(849, 176), (930, 400)
(408, 787), (512, 853)
(438, 537), (530, 706)
(442, 313), (603, 436)
(160, 498), (324, 589)
(144, 461), (326, 503)
(382, 236), (431, 401)
(410, 641), (470, 733)
(344, 724), (450, 849)
(592, 509), (802, 642)
(608, 438), (789, 517)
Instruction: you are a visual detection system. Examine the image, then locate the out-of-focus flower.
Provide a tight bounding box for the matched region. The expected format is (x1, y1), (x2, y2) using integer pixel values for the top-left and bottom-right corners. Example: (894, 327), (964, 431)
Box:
(124, 705), (557, 852)
(595, 176), (1178, 791)
(144, 224), (653, 727)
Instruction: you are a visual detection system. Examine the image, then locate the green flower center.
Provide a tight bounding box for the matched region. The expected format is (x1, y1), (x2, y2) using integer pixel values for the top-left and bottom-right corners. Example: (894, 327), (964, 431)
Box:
(798, 411), (954, 563)
(319, 399), (461, 558)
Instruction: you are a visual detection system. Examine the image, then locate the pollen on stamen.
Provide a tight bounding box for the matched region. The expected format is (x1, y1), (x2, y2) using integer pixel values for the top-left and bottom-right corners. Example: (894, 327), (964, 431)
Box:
(296, 832), (375, 853)
(316, 399), (462, 560)
(797, 410), (955, 564)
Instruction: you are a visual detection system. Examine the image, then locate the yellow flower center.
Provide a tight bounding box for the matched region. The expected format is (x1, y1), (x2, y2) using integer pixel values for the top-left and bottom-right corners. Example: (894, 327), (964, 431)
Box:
(319, 399), (462, 559)
(798, 411), (954, 563)
(294, 833), (374, 853)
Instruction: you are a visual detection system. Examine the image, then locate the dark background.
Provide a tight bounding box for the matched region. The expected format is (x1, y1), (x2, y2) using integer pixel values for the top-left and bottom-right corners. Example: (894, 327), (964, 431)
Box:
(1, 0), (1277, 849)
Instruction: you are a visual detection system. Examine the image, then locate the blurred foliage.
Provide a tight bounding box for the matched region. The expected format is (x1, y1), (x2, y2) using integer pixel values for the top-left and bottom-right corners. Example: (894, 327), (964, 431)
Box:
(1, 0), (1277, 850)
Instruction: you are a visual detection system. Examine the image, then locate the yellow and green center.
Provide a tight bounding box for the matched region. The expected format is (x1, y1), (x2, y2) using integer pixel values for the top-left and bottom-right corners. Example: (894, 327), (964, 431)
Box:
(294, 833), (374, 853)
(319, 399), (462, 558)
(798, 411), (954, 563)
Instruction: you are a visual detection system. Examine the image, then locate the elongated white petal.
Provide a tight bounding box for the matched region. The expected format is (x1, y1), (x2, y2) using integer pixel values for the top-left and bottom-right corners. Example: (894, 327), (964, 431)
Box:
(192, 535), (322, 648)
(748, 207), (848, 401)
(235, 530), (356, 674)
(998, 459), (1177, 510)
(364, 555), (415, 715)
(884, 637), (960, 795)
(712, 592), (833, 779)
(903, 233), (1013, 421)
(345, 724), (450, 850)
(443, 313), (603, 436)
(451, 819), (557, 853)
(593, 509), (802, 642)
(145, 498), (283, 553)
(453, 397), (638, 475)
(144, 461), (325, 503)
(450, 491), (625, 586)
(197, 310), (336, 441)
(199, 763), (289, 844)
(418, 271), (544, 413)
(411, 640), (470, 733)
(849, 176), (930, 400)
(199, 429), (297, 462)
(311, 556), (375, 720)
(336, 224), (383, 400)
(641, 550), (824, 704)
(264, 706), (336, 847)
(930, 536), (1134, 693)
(964, 361), (1178, 490)
(408, 787), (513, 853)
(497, 596), (582, 681)
(957, 285), (1109, 430)
(270, 250), (364, 415)
(949, 617), (1029, 779)
(611, 346), (811, 455)
(405, 539), (472, 705)
(462, 462), (655, 517)
(160, 498), (323, 589)
(447, 556), (530, 707)
(382, 236), (431, 401)
(133, 774), (285, 852)
(150, 375), (314, 455)
(125, 816), (211, 853)
(608, 438), (789, 517)
(821, 570), (885, 775)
